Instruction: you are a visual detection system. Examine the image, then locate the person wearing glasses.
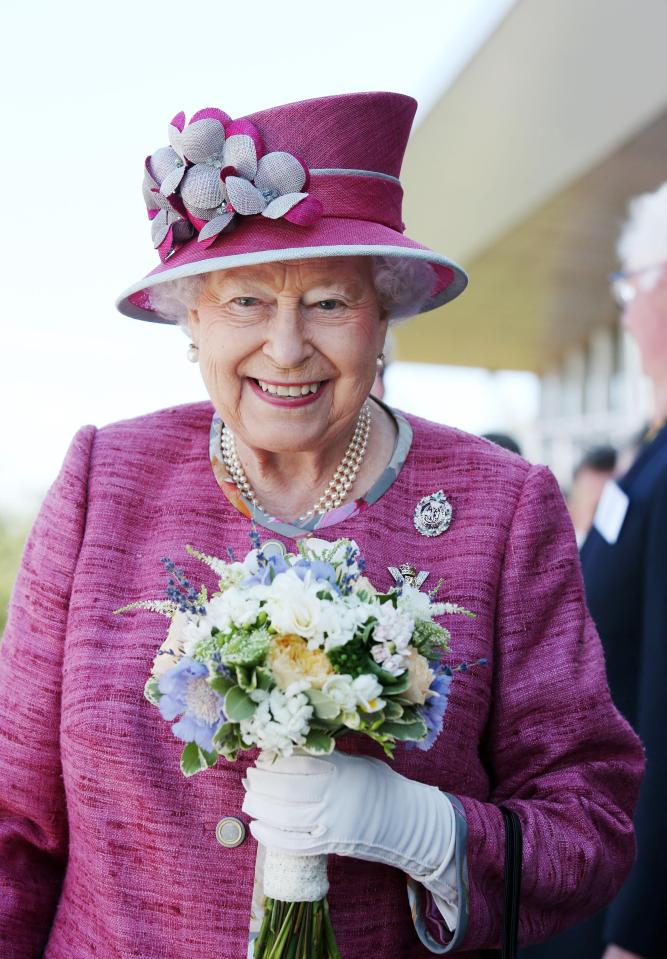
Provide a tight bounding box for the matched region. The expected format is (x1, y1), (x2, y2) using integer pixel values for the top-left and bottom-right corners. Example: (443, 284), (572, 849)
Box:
(522, 182), (667, 959)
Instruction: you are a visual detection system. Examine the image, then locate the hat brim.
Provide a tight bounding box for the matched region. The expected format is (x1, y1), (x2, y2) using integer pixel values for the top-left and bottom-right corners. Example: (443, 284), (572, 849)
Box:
(116, 216), (467, 323)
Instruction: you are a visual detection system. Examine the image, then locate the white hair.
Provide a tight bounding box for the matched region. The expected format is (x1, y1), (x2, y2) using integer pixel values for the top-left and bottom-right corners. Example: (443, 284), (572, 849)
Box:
(617, 180), (667, 272)
(148, 255), (435, 331)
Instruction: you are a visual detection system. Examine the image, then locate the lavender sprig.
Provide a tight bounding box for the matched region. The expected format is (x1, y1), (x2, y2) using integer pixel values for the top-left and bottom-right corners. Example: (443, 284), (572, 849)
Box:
(161, 557), (206, 616)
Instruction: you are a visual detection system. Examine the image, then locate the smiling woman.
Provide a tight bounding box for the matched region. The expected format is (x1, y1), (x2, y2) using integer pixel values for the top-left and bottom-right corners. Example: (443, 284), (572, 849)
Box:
(0, 91), (644, 959)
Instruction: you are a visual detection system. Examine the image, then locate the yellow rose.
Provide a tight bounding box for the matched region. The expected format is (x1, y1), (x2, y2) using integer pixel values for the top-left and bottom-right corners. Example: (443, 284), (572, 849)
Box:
(403, 648), (435, 705)
(269, 634), (334, 690)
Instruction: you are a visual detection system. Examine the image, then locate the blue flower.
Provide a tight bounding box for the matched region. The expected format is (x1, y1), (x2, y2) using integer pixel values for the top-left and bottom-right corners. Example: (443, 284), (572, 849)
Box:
(243, 553), (289, 586)
(409, 669), (453, 752)
(292, 559), (338, 587)
(158, 656), (225, 751)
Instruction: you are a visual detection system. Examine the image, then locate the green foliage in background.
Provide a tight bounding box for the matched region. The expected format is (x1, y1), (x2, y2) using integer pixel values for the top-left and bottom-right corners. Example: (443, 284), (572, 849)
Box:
(0, 517), (32, 637)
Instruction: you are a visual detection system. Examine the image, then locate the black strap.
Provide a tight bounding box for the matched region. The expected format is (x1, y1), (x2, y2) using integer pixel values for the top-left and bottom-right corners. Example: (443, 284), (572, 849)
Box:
(499, 807), (522, 959)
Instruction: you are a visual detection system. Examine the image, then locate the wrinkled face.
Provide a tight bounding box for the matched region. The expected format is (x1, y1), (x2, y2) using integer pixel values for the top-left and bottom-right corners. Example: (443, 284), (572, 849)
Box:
(188, 258), (387, 454)
(620, 266), (667, 380)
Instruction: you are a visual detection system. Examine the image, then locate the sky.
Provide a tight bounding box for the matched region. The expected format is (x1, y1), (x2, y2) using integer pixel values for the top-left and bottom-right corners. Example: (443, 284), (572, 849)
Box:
(0, 0), (529, 517)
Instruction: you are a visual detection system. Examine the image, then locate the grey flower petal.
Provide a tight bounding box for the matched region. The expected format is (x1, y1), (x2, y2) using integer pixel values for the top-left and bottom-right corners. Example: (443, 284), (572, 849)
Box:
(222, 135), (258, 180)
(168, 123), (185, 160)
(143, 175), (161, 211)
(262, 192), (308, 219)
(180, 118), (226, 164)
(184, 204), (216, 222)
(255, 152), (306, 195)
(151, 210), (169, 247)
(181, 164), (225, 213)
(160, 164), (186, 197)
(151, 146), (183, 185)
(198, 211), (235, 241)
(226, 176), (266, 215)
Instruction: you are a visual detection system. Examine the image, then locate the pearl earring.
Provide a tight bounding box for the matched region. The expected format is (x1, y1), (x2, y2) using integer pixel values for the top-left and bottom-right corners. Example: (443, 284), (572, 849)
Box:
(187, 343), (199, 363)
(376, 352), (385, 371)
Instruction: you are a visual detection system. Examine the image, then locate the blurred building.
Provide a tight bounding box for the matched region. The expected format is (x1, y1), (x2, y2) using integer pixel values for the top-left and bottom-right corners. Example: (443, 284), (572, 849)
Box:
(397, 0), (667, 485)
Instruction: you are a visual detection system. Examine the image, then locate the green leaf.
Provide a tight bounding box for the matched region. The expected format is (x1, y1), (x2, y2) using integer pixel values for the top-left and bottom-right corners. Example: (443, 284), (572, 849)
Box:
(212, 721), (237, 748)
(208, 674), (235, 695)
(366, 659), (409, 689)
(143, 675), (162, 706)
(255, 666), (273, 691)
(224, 685), (257, 722)
(180, 742), (218, 776)
(376, 719), (428, 741)
(234, 665), (253, 690)
(305, 689), (342, 721)
(383, 700), (404, 720)
(303, 729), (335, 755)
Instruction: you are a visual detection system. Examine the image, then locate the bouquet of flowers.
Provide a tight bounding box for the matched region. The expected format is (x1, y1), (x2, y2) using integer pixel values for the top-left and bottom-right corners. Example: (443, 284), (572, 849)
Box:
(118, 534), (475, 959)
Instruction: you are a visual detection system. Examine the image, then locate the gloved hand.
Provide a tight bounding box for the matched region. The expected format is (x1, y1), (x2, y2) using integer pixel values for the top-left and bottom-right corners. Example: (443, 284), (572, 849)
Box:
(242, 750), (456, 892)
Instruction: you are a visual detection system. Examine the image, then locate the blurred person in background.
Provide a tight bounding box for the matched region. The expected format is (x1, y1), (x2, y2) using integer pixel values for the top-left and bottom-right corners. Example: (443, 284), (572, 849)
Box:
(567, 445), (617, 547)
(522, 182), (667, 959)
(481, 432), (522, 455)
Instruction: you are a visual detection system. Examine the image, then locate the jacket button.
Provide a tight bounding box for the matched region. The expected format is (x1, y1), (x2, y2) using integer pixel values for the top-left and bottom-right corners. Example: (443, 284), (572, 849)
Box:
(215, 816), (246, 848)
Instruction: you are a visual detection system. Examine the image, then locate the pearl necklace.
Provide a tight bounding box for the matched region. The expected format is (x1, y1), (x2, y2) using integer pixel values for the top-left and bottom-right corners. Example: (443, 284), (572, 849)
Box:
(221, 403), (372, 521)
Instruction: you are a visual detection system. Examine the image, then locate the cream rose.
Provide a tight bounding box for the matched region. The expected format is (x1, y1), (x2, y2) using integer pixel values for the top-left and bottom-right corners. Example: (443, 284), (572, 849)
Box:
(152, 611), (189, 679)
(269, 634), (334, 690)
(403, 647), (435, 705)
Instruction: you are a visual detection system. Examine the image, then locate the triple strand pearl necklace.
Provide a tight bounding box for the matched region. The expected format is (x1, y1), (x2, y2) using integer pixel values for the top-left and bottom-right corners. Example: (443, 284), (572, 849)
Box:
(221, 403), (372, 521)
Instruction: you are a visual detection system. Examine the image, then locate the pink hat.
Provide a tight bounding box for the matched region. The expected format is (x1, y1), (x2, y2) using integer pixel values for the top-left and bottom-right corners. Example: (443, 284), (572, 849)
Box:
(115, 92), (467, 323)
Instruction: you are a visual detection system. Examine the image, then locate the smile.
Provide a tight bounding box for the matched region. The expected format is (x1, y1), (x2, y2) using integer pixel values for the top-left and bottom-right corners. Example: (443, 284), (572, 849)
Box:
(257, 380), (321, 396)
(248, 378), (328, 407)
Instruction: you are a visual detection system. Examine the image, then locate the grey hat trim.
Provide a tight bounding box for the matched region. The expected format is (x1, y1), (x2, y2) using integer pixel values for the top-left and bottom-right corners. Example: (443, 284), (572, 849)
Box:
(115, 243), (467, 324)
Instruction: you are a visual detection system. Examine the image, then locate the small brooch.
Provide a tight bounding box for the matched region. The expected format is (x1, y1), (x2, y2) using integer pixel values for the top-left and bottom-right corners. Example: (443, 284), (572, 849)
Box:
(388, 563), (430, 589)
(413, 490), (453, 537)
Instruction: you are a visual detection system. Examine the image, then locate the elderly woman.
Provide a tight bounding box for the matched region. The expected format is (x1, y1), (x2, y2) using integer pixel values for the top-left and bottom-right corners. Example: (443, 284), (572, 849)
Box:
(523, 182), (667, 959)
(0, 93), (643, 959)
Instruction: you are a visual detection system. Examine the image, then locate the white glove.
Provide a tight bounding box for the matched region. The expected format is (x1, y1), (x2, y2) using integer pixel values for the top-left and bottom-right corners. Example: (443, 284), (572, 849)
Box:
(242, 751), (457, 896)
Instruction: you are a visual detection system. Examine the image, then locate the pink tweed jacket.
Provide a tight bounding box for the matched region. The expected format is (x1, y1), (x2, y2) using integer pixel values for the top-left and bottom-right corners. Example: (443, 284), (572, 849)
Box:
(0, 402), (643, 958)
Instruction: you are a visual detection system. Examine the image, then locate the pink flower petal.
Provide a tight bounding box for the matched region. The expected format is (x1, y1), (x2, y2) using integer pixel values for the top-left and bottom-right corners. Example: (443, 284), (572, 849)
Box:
(261, 192), (308, 220)
(198, 210), (235, 242)
(222, 135), (258, 181)
(282, 194), (323, 226)
(224, 119), (264, 159)
(157, 226), (174, 262)
(226, 176), (266, 215)
(181, 118), (226, 164)
(170, 111), (186, 132)
(190, 107), (232, 126)
(255, 152), (306, 195)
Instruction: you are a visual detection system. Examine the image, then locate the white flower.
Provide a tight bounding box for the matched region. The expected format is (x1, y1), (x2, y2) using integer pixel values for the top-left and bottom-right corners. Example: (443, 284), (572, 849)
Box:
(265, 570), (325, 646)
(370, 604), (415, 676)
(182, 615), (215, 656)
(206, 588), (262, 633)
(240, 683), (313, 756)
(351, 674), (386, 713)
(354, 575), (378, 598)
(320, 601), (359, 651)
(396, 584), (434, 621)
(322, 674), (356, 711)
(322, 674), (361, 728)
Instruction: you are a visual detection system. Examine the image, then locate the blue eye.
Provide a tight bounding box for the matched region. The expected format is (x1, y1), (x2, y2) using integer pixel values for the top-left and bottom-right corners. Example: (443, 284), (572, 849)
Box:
(234, 297), (260, 307)
(317, 300), (342, 311)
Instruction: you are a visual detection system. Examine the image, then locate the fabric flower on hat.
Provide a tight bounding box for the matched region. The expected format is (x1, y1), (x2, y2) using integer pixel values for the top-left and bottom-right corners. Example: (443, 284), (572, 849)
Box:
(143, 108), (323, 260)
(143, 155), (194, 262)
